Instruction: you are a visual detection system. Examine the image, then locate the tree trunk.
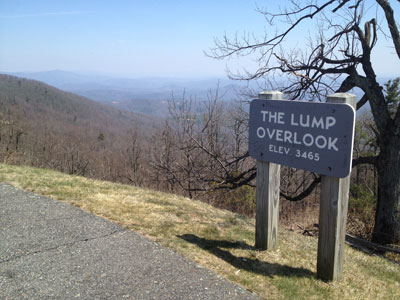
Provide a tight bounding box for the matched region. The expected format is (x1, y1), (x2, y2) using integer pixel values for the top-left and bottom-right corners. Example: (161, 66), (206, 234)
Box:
(372, 131), (400, 245)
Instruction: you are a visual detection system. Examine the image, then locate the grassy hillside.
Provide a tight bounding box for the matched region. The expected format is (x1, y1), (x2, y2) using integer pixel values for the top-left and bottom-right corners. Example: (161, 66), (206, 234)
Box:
(0, 163), (398, 300)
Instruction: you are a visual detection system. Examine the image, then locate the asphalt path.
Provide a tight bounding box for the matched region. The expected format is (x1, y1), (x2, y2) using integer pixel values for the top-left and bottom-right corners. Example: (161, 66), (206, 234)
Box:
(0, 183), (259, 300)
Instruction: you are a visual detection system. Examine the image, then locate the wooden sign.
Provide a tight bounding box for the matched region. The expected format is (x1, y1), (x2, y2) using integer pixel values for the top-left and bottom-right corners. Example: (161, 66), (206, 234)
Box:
(252, 91), (357, 282)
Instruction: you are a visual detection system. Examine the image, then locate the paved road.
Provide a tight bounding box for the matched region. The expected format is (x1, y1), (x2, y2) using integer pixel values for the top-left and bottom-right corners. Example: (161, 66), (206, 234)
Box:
(0, 183), (259, 300)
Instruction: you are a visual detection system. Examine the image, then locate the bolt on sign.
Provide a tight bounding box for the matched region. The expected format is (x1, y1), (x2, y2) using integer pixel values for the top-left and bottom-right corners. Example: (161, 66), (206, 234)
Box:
(249, 99), (356, 178)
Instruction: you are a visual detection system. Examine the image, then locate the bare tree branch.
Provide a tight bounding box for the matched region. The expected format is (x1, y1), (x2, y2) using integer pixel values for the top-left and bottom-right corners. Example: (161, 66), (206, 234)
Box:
(280, 173), (321, 202)
(376, 0), (400, 59)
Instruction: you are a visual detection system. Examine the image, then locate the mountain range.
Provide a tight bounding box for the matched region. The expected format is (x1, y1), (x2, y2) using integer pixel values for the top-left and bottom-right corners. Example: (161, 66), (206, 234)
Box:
(2, 70), (389, 118)
(4, 70), (255, 117)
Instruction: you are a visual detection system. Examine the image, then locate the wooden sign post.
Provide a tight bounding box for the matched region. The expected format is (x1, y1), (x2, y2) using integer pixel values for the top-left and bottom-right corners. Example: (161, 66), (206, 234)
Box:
(317, 93), (357, 281)
(249, 91), (356, 281)
(255, 91), (282, 250)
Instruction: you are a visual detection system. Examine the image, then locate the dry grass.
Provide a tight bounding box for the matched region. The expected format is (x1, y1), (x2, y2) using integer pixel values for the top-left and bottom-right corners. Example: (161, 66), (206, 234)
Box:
(1, 163), (399, 300)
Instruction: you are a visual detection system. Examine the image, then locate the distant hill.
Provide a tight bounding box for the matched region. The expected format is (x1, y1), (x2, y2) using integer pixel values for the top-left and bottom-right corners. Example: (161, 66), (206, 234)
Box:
(4, 70), (255, 116)
(0, 74), (154, 133)
(0, 74), (157, 179)
(7, 70), (395, 117)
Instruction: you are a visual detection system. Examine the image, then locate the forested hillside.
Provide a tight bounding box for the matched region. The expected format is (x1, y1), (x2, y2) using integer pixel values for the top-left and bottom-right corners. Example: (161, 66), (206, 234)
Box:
(7, 70), (249, 117)
(0, 74), (155, 182)
(0, 74), (258, 214)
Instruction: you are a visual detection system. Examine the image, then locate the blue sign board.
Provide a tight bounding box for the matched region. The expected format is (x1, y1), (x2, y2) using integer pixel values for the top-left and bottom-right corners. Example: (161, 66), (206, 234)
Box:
(249, 99), (356, 178)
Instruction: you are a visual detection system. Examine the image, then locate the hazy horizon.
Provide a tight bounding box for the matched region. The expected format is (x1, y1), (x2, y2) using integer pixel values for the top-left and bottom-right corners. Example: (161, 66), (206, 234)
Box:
(2, 69), (230, 81)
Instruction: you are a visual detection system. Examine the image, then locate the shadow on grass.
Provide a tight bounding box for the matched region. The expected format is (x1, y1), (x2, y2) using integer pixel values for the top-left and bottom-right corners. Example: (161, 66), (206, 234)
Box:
(177, 234), (314, 278)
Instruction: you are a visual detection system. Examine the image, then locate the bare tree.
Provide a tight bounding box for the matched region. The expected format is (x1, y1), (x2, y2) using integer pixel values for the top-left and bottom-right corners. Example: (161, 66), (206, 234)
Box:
(149, 86), (259, 212)
(0, 111), (26, 163)
(209, 0), (400, 245)
(119, 128), (144, 186)
(150, 121), (180, 193)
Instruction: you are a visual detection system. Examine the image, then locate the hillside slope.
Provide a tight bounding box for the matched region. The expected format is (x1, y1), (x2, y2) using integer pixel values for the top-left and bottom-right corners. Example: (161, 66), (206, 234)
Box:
(0, 163), (398, 300)
(0, 74), (154, 135)
(6, 70), (253, 117)
(0, 75), (156, 180)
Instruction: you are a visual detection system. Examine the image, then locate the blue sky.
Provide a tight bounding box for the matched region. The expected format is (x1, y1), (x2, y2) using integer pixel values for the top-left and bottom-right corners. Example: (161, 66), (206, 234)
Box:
(0, 0), (399, 78)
